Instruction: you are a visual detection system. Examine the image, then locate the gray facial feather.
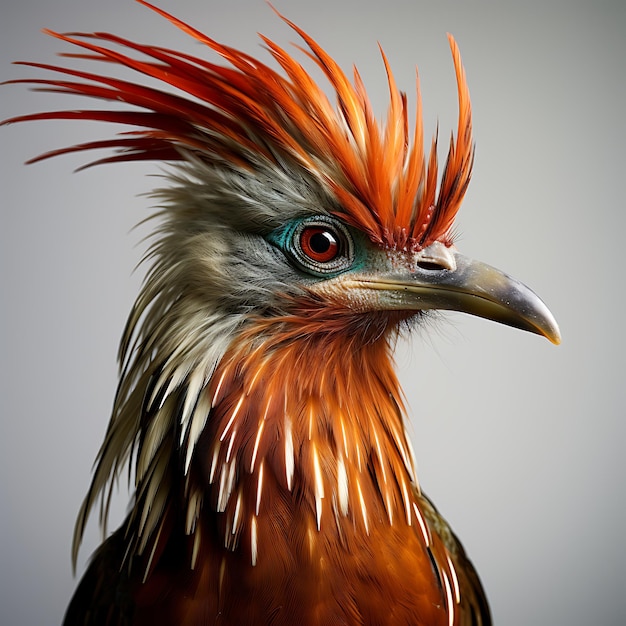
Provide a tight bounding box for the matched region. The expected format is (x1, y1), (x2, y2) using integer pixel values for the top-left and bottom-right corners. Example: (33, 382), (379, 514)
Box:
(71, 154), (337, 569)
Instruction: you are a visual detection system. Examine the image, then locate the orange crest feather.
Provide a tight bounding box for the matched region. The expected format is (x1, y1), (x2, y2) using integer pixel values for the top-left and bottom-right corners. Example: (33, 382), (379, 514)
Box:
(4, 0), (473, 249)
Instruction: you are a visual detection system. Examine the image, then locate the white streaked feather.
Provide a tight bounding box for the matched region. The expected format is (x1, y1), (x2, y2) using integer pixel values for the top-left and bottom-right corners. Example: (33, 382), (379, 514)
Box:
(372, 426), (388, 486)
(137, 446), (169, 540)
(250, 516), (258, 566)
(391, 424), (415, 483)
(446, 552), (461, 604)
(183, 380), (213, 474)
(400, 478), (412, 526)
(211, 369), (228, 408)
(284, 416), (295, 491)
(185, 488), (203, 534)
(255, 461), (265, 515)
(336, 454), (349, 516)
(219, 394), (245, 441)
(208, 442), (221, 484)
(136, 412), (168, 481)
(442, 567), (455, 626)
(225, 429), (237, 463)
(307, 405), (314, 440)
(412, 502), (431, 548)
(217, 460), (236, 512)
(154, 365), (188, 411)
(249, 418), (266, 473)
(355, 441), (363, 472)
(232, 489), (243, 535)
(355, 478), (369, 535)
(178, 366), (207, 446)
(142, 520), (165, 584)
(138, 485), (169, 555)
(312, 443), (324, 530)
(245, 357), (267, 393)
(339, 416), (349, 459)
(404, 429), (420, 489)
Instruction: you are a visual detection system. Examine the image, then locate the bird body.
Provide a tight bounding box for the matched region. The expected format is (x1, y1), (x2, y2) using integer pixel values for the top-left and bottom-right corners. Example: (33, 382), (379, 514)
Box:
(4, 2), (560, 624)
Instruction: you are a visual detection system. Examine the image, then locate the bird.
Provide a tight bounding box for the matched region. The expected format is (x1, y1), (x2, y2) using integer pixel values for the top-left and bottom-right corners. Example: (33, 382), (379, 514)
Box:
(4, 1), (560, 624)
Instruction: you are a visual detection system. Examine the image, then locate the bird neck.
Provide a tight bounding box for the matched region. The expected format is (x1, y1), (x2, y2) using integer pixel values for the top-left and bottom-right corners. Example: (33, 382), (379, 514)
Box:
(193, 312), (420, 561)
(123, 312), (460, 625)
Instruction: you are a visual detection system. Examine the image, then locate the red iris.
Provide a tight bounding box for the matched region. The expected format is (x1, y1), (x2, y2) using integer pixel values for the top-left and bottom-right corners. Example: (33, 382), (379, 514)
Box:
(299, 227), (339, 263)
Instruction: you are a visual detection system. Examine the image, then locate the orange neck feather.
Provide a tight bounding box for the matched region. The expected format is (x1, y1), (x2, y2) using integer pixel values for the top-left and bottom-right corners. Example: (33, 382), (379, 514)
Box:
(195, 308), (420, 561)
(129, 308), (459, 624)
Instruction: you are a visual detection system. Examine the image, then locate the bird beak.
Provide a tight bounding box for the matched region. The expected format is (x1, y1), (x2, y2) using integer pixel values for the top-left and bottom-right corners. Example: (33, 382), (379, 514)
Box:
(348, 241), (561, 344)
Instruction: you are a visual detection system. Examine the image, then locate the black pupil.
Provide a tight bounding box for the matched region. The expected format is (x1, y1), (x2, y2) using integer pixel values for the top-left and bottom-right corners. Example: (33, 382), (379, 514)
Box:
(310, 231), (334, 253)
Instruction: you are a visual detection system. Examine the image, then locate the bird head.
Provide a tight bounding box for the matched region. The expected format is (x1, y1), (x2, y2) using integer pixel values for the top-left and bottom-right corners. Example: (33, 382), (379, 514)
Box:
(5, 0), (559, 349)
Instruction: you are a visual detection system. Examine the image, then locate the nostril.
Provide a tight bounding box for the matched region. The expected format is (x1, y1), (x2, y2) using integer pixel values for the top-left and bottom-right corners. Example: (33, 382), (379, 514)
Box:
(416, 261), (447, 271)
(414, 241), (457, 271)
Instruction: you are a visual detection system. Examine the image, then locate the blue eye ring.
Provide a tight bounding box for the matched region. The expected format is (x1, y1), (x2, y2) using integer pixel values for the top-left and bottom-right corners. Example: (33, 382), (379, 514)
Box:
(271, 215), (355, 277)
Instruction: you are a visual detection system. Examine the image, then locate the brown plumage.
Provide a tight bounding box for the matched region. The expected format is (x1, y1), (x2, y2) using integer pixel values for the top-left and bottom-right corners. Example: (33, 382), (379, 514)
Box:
(4, 2), (559, 624)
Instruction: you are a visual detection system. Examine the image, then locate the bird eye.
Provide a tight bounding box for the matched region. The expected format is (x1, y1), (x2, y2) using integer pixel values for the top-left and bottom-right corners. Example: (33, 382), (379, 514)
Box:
(287, 216), (354, 276)
(300, 227), (339, 263)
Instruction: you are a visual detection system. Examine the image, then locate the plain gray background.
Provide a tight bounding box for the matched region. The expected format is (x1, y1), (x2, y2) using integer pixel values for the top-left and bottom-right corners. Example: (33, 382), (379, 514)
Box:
(1, 1), (624, 624)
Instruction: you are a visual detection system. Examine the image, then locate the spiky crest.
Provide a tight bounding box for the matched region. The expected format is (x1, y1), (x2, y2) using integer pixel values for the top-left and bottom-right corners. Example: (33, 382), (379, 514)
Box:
(3, 0), (473, 250)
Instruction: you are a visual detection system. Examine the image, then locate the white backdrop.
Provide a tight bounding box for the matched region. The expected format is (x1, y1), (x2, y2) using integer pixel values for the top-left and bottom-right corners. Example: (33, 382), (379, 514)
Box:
(1, 1), (624, 625)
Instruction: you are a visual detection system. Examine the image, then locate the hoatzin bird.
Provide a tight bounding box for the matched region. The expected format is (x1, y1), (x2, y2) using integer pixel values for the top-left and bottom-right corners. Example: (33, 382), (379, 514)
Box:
(5, 1), (560, 624)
